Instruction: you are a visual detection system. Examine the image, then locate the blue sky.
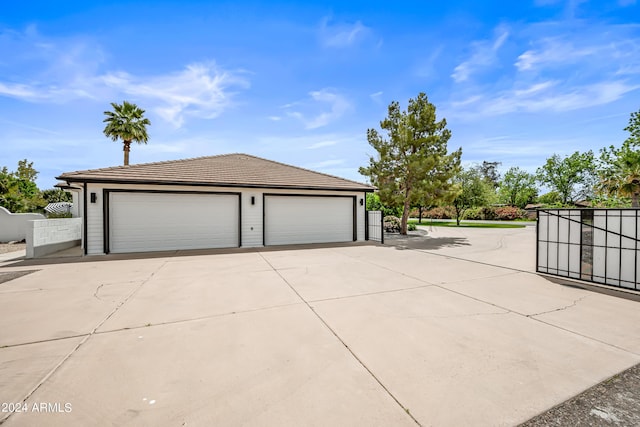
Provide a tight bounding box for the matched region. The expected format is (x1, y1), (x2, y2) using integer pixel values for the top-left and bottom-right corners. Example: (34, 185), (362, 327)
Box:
(1, 0), (639, 189)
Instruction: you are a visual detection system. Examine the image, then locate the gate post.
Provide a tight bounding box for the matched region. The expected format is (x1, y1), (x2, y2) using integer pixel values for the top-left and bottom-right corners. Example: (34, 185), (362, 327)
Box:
(365, 210), (369, 241)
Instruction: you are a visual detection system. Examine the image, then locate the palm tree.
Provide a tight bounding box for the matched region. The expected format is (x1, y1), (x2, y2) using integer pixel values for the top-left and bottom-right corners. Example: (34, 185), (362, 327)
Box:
(598, 142), (640, 207)
(103, 101), (151, 166)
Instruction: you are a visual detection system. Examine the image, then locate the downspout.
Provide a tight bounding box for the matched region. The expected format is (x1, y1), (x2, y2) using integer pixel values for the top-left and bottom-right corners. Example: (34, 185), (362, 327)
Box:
(365, 191), (369, 241)
(83, 182), (88, 256)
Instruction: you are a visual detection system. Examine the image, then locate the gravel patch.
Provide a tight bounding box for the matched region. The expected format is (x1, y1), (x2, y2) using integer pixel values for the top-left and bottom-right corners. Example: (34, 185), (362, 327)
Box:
(520, 363), (640, 426)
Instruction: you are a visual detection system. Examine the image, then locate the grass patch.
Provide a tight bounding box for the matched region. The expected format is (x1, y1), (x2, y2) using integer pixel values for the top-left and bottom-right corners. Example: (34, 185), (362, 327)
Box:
(408, 220), (526, 228)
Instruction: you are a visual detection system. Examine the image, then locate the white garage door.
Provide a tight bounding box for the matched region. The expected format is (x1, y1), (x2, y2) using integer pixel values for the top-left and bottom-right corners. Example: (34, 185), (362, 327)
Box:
(264, 195), (354, 246)
(109, 192), (239, 253)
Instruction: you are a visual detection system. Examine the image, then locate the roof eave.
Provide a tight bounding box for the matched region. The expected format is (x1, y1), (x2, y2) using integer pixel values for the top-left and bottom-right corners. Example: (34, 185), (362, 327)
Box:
(56, 176), (375, 192)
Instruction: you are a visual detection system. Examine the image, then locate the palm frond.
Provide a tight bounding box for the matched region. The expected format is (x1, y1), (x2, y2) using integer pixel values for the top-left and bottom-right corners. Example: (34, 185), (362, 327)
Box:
(103, 101), (151, 145)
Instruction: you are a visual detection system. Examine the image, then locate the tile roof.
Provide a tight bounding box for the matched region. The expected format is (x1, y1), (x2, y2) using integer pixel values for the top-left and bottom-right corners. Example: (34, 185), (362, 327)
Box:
(56, 153), (375, 191)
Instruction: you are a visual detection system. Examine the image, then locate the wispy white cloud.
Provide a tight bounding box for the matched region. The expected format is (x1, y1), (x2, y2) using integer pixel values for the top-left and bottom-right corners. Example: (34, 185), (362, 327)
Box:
(451, 80), (639, 117)
(268, 116), (282, 121)
(0, 28), (249, 128)
(255, 133), (360, 153)
(515, 38), (599, 71)
(137, 142), (187, 154)
(533, 0), (588, 19)
(0, 82), (42, 100)
(512, 81), (557, 96)
(369, 91), (385, 105)
(100, 63), (249, 127)
(450, 95), (482, 108)
(470, 135), (581, 156)
(306, 159), (345, 168)
(534, 0), (562, 5)
(0, 79), (101, 102)
(318, 17), (372, 48)
(451, 25), (509, 83)
(0, 26), (107, 102)
(285, 88), (351, 129)
(616, 64), (640, 75)
(413, 45), (444, 80)
(449, 20), (640, 118)
(0, 117), (61, 135)
(306, 139), (340, 149)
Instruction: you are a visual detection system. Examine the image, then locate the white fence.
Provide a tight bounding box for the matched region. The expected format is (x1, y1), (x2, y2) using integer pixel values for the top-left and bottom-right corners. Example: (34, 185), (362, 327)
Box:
(0, 207), (45, 242)
(366, 210), (383, 243)
(26, 218), (82, 258)
(537, 209), (639, 290)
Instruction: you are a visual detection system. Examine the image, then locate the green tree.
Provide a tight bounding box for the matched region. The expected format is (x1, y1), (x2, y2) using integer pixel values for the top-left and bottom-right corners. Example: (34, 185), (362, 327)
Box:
(365, 193), (402, 217)
(537, 191), (562, 206)
(498, 167), (538, 208)
(15, 159), (38, 182)
(0, 160), (46, 213)
(480, 160), (501, 189)
(625, 109), (640, 145)
(0, 167), (21, 212)
(103, 101), (151, 166)
(42, 189), (73, 203)
(412, 160), (462, 223)
(536, 151), (597, 205)
(452, 167), (492, 226)
(597, 110), (640, 207)
(0, 167), (14, 195)
(359, 93), (462, 234)
(14, 159), (39, 199)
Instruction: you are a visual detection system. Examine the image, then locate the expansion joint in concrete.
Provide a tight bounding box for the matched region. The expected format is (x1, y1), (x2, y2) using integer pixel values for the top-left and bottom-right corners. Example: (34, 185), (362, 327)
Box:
(257, 251), (423, 427)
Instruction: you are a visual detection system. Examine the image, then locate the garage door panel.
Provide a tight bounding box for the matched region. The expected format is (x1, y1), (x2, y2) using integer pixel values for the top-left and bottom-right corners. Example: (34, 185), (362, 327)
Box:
(265, 196), (353, 246)
(109, 192), (239, 253)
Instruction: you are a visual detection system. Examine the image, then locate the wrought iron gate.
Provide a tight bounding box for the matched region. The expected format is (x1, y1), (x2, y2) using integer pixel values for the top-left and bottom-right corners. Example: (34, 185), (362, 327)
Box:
(537, 209), (639, 290)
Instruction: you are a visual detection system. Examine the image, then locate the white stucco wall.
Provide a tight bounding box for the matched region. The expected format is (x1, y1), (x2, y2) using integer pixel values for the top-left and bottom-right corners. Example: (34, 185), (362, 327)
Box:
(26, 218), (82, 258)
(0, 207), (45, 242)
(70, 191), (80, 217)
(80, 183), (366, 255)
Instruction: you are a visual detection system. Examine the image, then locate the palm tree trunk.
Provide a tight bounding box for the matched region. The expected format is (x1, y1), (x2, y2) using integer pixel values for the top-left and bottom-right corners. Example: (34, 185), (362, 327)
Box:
(633, 192), (639, 208)
(123, 140), (132, 166)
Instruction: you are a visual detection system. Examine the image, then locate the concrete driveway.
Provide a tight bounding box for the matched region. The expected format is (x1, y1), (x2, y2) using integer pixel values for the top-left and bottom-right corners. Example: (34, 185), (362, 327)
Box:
(1, 226), (639, 426)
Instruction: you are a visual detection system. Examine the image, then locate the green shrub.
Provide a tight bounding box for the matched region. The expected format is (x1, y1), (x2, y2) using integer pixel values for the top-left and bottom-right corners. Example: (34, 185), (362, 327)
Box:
(480, 206), (498, 220)
(423, 206), (455, 219)
(462, 207), (483, 220)
(494, 206), (526, 220)
(407, 223), (417, 231)
(46, 212), (73, 218)
(383, 215), (401, 232)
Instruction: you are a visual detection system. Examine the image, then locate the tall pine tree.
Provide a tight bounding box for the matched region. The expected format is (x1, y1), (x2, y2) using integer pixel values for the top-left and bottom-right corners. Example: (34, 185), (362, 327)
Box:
(360, 93), (461, 234)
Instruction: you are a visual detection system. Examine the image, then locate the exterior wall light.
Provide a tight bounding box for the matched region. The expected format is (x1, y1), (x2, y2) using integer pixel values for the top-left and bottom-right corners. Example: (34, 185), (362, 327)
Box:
(251, 196), (255, 205)
(359, 198), (364, 206)
(90, 193), (97, 203)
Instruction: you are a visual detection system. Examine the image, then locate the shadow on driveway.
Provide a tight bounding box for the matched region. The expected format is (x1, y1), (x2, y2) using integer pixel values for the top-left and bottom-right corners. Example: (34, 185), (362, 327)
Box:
(0, 241), (377, 268)
(0, 270), (38, 284)
(384, 230), (470, 250)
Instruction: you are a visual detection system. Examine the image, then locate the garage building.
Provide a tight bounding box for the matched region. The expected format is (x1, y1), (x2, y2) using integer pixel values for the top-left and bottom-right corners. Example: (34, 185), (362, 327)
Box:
(56, 153), (374, 255)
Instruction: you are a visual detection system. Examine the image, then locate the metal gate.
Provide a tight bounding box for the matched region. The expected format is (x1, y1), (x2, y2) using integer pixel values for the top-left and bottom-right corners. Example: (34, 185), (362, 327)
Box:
(365, 210), (383, 243)
(537, 209), (639, 290)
